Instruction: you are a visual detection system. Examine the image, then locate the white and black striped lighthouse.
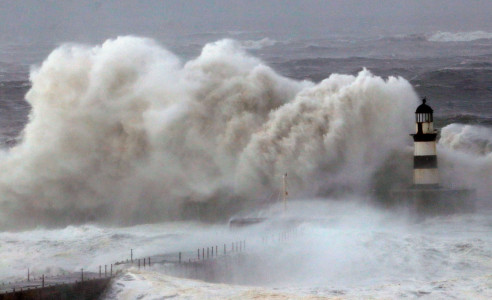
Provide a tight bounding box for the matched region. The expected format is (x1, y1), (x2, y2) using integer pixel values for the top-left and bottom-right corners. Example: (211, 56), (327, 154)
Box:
(411, 98), (439, 188)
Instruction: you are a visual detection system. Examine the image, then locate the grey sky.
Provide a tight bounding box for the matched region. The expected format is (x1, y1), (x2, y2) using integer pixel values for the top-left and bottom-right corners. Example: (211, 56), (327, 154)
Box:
(1, 0), (492, 44)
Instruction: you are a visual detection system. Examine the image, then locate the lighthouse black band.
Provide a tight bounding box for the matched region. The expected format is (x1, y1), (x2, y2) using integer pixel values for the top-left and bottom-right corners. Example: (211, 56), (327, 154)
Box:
(412, 133), (437, 142)
(414, 155), (437, 168)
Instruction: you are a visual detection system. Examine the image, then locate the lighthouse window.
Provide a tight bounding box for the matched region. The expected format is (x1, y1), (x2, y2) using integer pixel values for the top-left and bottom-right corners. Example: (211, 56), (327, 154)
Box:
(416, 113), (433, 123)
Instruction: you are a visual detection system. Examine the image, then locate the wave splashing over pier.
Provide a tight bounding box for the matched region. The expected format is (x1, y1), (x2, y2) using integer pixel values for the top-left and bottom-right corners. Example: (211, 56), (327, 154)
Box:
(0, 36), (424, 228)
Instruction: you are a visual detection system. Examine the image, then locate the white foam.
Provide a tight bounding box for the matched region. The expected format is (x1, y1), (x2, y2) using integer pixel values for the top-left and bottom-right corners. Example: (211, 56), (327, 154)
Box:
(428, 31), (492, 42)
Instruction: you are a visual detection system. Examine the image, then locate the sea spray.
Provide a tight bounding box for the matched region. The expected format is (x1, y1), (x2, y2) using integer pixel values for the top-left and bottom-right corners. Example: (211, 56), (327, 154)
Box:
(4, 36), (486, 229)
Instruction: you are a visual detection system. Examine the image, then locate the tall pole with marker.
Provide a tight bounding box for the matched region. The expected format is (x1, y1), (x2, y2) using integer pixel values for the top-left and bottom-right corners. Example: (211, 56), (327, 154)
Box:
(411, 98), (439, 188)
(283, 173), (288, 211)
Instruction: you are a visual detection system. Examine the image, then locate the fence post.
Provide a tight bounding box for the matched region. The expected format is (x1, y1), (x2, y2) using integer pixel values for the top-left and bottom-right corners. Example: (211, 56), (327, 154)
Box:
(179, 252), (182, 263)
(216, 246), (218, 256)
(42, 274), (44, 288)
(207, 247), (209, 259)
(131, 249), (133, 263)
(198, 249), (200, 260)
(111, 264), (113, 277)
(148, 257), (151, 267)
(81, 269), (84, 282)
(211, 246), (214, 257)
(105, 265), (107, 277)
(202, 248), (204, 260)
(99, 265), (102, 278)
(28, 268), (30, 282)
(138, 259), (140, 269)
(144, 258), (146, 268)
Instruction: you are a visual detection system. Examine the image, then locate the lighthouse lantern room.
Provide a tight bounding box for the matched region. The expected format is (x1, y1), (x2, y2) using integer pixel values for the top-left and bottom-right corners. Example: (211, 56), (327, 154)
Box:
(411, 98), (439, 187)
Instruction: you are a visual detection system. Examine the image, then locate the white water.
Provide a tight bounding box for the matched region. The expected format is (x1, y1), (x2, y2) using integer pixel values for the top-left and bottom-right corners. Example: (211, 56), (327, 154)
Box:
(428, 31), (492, 42)
(0, 36), (491, 298)
(2, 201), (492, 299)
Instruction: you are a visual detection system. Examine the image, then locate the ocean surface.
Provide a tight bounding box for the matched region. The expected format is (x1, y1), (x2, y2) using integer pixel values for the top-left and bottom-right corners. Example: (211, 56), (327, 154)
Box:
(0, 31), (491, 299)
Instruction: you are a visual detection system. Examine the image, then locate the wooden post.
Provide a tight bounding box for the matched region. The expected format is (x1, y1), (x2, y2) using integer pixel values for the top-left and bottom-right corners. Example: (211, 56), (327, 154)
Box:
(105, 265), (107, 277)
(179, 252), (182, 263)
(28, 268), (30, 282)
(99, 265), (102, 278)
(202, 248), (204, 260)
(148, 257), (151, 267)
(144, 258), (146, 268)
(216, 246), (218, 256)
(207, 247), (209, 259)
(42, 274), (44, 288)
(211, 246), (214, 257)
(138, 259), (140, 269)
(198, 248), (200, 260)
(111, 264), (113, 276)
(81, 269), (84, 282)
(131, 249), (133, 263)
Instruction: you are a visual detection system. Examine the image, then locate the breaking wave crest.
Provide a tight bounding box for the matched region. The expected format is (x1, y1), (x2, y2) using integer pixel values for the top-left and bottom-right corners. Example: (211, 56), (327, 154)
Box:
(428, 31), (492, 42)
(5, 35), (490, 228)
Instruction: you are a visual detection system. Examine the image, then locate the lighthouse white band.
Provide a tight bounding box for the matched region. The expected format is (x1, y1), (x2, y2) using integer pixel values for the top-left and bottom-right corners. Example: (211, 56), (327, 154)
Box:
(414, 142), (437, 156)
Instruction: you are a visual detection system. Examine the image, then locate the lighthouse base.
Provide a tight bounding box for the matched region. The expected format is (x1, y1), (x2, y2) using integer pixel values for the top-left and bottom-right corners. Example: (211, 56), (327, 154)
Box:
(390, 187), (475, 214)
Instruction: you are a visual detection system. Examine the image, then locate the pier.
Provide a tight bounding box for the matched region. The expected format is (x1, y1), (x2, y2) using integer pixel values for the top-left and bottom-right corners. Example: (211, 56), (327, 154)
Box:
(0, 228), (299, 300)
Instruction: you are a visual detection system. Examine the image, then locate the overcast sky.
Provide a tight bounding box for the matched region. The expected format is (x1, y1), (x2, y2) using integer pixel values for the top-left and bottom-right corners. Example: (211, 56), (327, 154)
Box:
(1, 0), (492, 44)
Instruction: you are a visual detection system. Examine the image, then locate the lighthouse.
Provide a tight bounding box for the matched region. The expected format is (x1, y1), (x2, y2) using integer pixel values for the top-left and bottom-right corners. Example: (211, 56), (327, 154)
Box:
(390, 97), (475, 213)
(411, 98), (439, 187)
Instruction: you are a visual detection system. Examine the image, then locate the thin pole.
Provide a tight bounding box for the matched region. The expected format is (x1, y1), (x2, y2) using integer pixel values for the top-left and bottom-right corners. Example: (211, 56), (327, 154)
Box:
(28, 268), (30, 282)
(179, 252), (182, 263)
(105, 265), (107, 277)
(148, 257), (151, 267)
(81, 269), (84, 282)
(99, 265), (102, 278)
(42, 274), (44, 288)
(131, 249), (133, 263)
(283, 173), (288, 211)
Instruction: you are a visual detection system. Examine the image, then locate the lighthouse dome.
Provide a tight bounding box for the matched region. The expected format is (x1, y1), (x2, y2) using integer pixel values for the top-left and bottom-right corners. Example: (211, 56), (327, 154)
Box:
(415, 98), (433, 114)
